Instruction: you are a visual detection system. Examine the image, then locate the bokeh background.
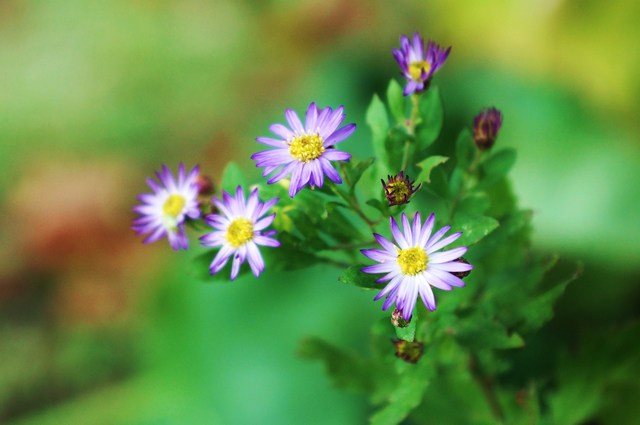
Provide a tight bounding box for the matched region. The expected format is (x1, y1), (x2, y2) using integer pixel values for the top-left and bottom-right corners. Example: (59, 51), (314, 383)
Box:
(1, 0), (639, 423)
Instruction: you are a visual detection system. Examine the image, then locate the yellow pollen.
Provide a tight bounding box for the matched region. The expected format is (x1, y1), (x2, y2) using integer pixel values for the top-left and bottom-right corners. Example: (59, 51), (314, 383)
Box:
(226, 218), (254, 248)
(387, 181), (411, 204)
(289, 133), (325, 163)
(408, 60), (431, 81)
(163, 194), (186, 218)
(397, 247), (428, 276)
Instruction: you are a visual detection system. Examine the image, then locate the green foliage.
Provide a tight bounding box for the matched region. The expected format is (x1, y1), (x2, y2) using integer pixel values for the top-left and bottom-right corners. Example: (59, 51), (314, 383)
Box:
(366, 94), (391, 176)
(220, 161), (247, 193)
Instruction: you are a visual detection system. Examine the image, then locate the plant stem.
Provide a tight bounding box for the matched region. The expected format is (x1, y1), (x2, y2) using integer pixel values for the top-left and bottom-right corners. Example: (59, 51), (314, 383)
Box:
(449, 149), (483, 219)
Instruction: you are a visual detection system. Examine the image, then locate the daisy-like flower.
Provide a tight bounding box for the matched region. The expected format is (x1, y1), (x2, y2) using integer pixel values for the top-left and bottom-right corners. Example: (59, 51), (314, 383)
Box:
(200, 186), (280, 280)
(132, 164), (200, 250)
(251, 102), (356, 197)
(382, 171), (421, 206)
(473, 107), (503, 151)
(361, 212), (473, 320)
(393, 32), (451, 96)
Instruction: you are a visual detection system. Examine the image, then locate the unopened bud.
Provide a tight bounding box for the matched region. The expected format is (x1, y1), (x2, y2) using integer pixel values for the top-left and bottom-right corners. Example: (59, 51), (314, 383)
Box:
(195, 174), (214, 196)
(392, 339), (424, 364)
(391, 308), (411, 328)
(473, 107), (503, 150)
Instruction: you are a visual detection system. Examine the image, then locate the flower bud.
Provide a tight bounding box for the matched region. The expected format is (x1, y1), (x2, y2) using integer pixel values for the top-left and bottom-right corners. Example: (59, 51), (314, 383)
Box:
(473, 107), (503, 150)
(392, 339), (424, 363)
(195, 174), (214, 196)
(381, 171), (421, 206)
(451, 257), (472, 279)
(391, 308), (411, 328)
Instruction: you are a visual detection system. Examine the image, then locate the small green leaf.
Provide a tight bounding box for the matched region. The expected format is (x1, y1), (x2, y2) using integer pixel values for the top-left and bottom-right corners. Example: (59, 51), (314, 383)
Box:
(387, 79), (406, 123)
(480, 148), (517, 187)
(366, 94), (390, 175)
(415, 86), (444, 154)
(453, 213), (500, 246)
(366, 198), (390, 216)
(338, 265), (381, 289)
(416, 155), (449, 184)
(220, 162), (247, 193)
(395, 309), (417, 342)
(455, 315), (525, 350)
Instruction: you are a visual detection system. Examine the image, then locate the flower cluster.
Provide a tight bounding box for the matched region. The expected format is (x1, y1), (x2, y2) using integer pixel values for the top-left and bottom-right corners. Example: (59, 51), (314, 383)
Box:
(132, 30), (487, 323)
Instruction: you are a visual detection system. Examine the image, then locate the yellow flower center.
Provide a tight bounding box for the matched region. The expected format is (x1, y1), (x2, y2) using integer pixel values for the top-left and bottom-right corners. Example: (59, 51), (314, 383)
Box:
(163, 194), (186, 218)
(409, 60), (431, 81)
(226, 218), (254, 248)
(397, 247), (428, 276)
(387, 181), (411, 204)
(289, 133), (325, 163)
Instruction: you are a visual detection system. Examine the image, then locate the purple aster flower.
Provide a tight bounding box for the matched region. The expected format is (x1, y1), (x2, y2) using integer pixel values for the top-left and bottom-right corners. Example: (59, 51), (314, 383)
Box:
(200, 186), (280, 280)
(251, 102), (356, 197)
(361, 212), (473, 320)
(393, 32), (451, 96)
(473, 107), (503, 150)
(132, 164), (201, 250)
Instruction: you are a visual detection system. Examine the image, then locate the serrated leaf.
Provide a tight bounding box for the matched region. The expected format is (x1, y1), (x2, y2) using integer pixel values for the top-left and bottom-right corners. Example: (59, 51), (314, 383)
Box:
(220, 162), (247, 193)
(338, 265), (381, 289)
(366, 94), (390, 175)
(415, 86), (443, 154)
(416, 155), (449, 184)
(480, 148), (517, 187)
(453, 213), (500, 246)
(387, 80), (406, 123)
(298, 337), (372, 391)
(370, 357), (434, 425)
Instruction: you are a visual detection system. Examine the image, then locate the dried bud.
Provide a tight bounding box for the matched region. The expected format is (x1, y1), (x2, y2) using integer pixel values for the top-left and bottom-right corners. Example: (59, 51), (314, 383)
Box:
(451, 257), (472, 279)
(473, 107), (503, 150)
(391, 308), (411, 328)
(195, 174), (215, 196)
(381, 171), (421, 206)
(392, 339), (424, 364)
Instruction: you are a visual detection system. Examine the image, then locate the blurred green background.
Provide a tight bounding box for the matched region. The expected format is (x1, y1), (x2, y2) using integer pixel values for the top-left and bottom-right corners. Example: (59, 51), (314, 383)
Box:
(1, 0), (639, 424)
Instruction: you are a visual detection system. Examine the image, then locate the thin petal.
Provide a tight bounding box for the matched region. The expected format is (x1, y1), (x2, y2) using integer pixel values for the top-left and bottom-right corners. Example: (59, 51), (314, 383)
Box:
(429, 247), (468, 264)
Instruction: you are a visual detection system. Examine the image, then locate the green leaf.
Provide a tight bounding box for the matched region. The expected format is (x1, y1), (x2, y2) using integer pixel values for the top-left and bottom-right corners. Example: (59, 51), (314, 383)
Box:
(385, 126), (409, 171)
(338, 265), (381, 289)
(366, 94), (390, 175)
(455, 129), (476, 171)
(455, 315), (525, 350)
(370, 357), (434, 425)
(348, 157), (375, 194)
(298, 337), (372, 391)
(415, 86), (444, 154)
(386, 79), (406, 124)
(366, 198), (390, 216)
(220, 162), (247, 193)
(480, 148), (517, 187)
(452, 213), (500, 246)
(395, 309), (417, 342)
(416, 155), (449, 184)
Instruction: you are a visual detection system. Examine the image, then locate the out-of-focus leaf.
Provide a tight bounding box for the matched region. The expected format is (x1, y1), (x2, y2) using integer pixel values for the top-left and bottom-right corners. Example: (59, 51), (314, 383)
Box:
(455, 129), (476, 171)
(416, 155), (449, 184)
(415, 86), (443, 154)
(347, 157), (375, 194)
(370, 358), (434, 425)
(298, 337), (372, 392)
(385, 126), (408, 171)
(366, 198), (390, 216)
(220, 162), (247, 193)
(386, 79), (406, 124)
(366, 94), (390, 175)
(455, 315), (525, 350)
(338, 265), (381, 290)
(480, 148), (517, 188)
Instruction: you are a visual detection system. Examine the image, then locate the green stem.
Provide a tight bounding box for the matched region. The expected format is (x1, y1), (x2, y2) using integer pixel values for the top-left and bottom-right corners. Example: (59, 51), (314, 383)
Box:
(470, 354), (505, 422)
(449, 149), (483, 219)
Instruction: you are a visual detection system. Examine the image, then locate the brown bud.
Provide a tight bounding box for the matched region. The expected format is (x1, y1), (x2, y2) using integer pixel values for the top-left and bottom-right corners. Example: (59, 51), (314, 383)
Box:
(392, 339), (424, 364)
